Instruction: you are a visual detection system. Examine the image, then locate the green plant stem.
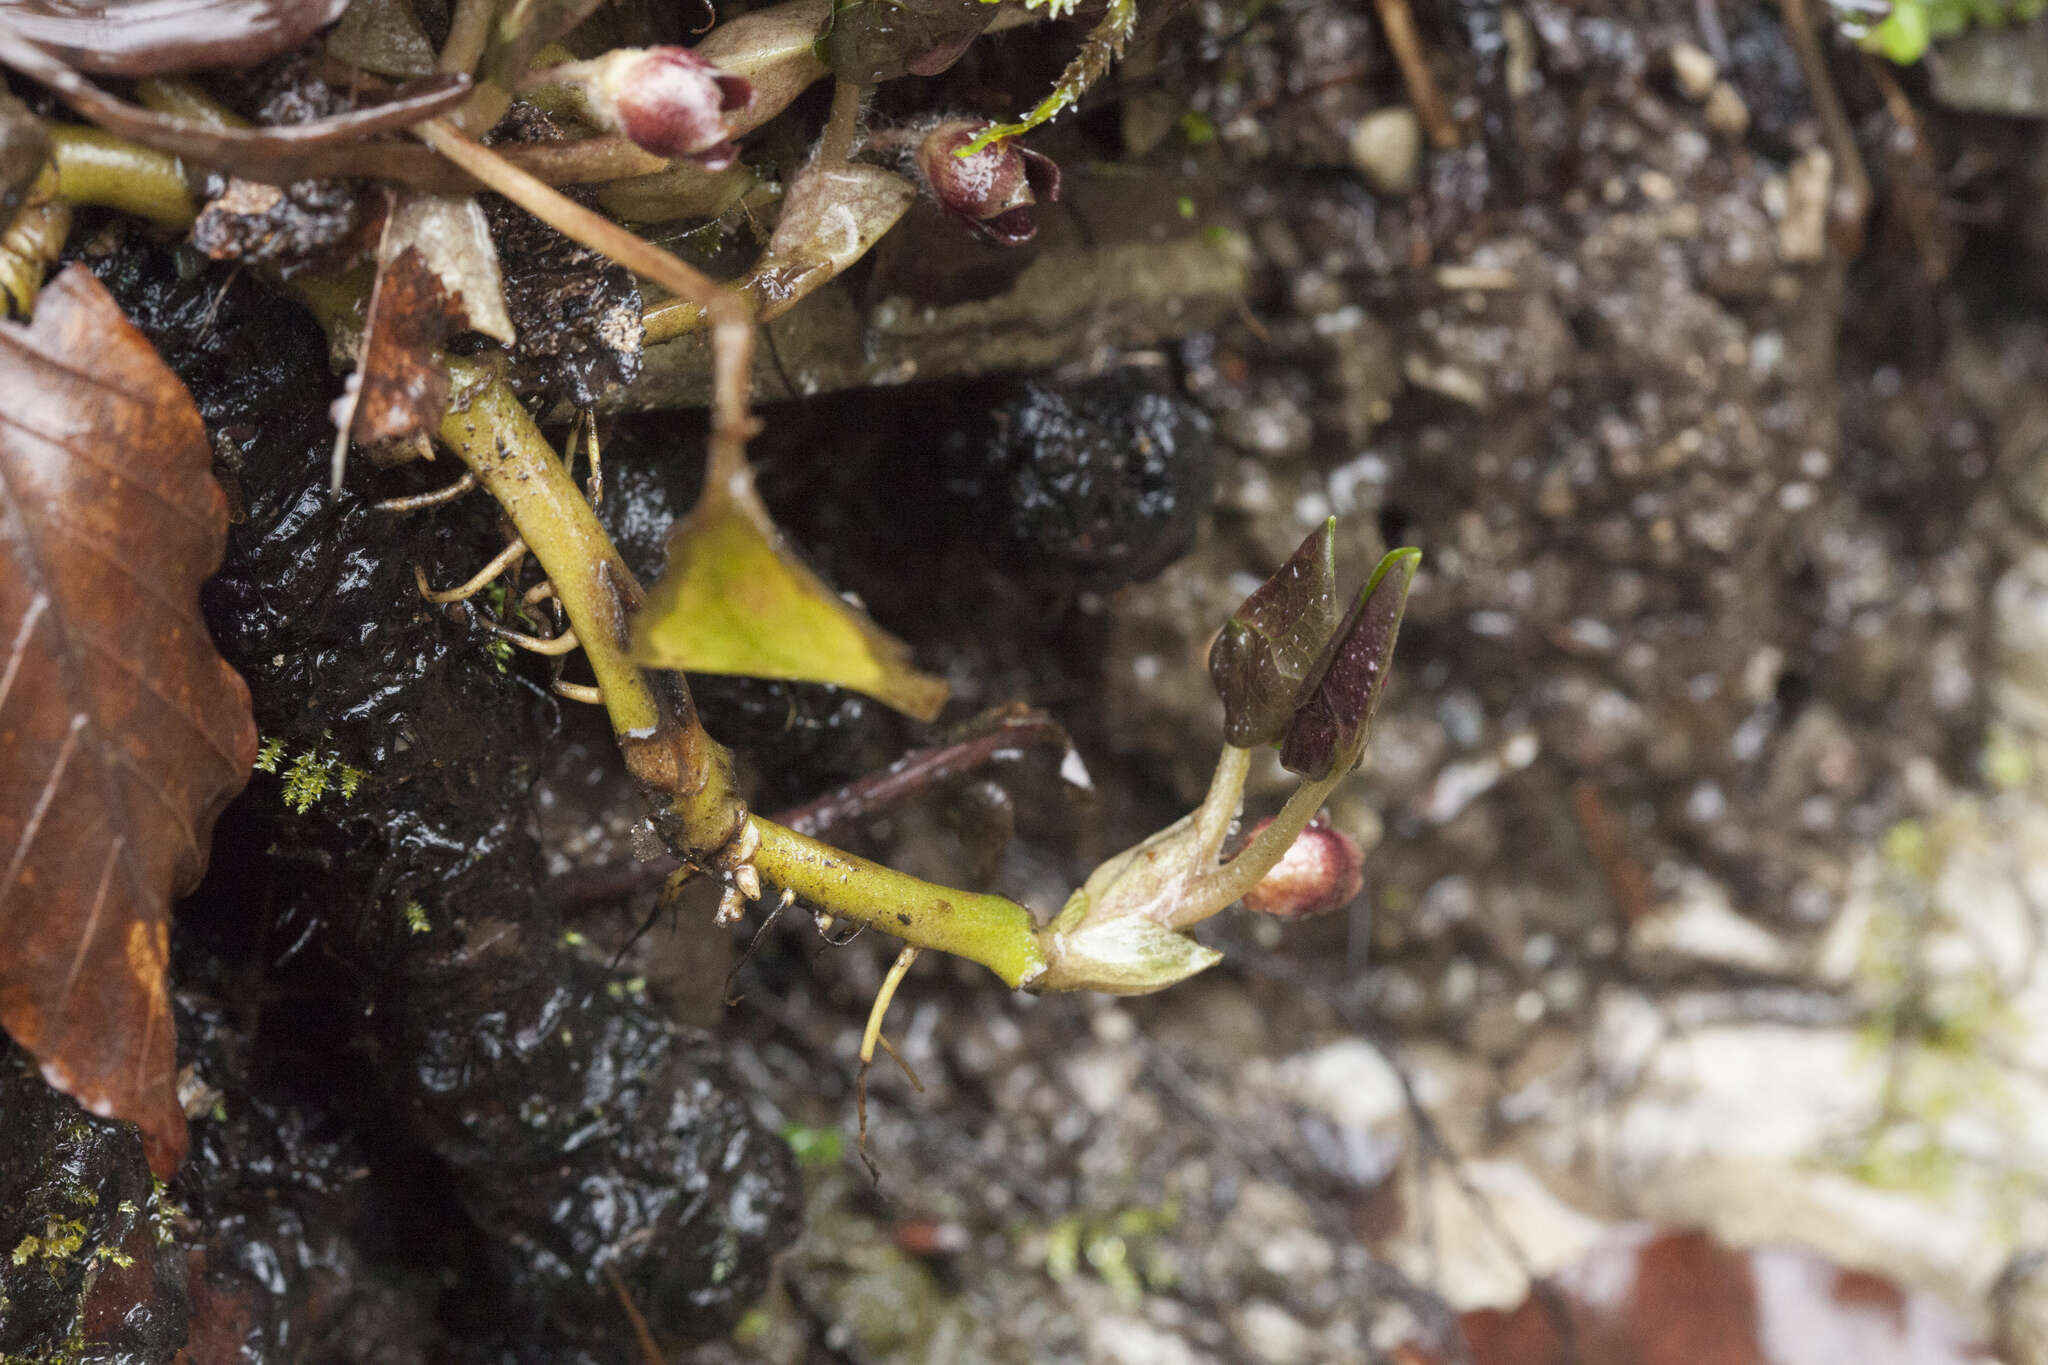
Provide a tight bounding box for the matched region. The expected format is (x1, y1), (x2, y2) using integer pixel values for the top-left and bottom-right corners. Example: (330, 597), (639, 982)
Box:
(1173, 766), (1350, 925)
(435, 360), (747, 854)
(434, 361), (1051, 986)
(47, 127), (195, 228)
(751, 820), (1046, 987)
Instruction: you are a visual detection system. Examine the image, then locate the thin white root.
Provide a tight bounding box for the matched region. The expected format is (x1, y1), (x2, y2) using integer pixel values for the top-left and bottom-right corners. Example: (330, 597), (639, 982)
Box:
(486, 622), (582, 656)
(415, 537), (527, 603)
(857, 944), (922, 1175)
(376, 471), (479, 513)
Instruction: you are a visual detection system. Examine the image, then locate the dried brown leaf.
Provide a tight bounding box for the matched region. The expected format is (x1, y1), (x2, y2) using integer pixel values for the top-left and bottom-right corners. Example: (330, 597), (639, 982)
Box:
(0, 265), (257, 1178)
(334, 244), (461, 446)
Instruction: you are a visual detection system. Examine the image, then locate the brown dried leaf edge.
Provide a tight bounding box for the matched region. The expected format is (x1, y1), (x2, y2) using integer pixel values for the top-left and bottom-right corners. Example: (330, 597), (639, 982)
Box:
(0, 265), (257, 1178)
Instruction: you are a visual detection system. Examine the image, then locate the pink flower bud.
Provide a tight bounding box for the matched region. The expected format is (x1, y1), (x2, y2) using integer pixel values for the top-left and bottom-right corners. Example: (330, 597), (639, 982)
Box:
(914, 119), (1061, 246)
(1241, 815), (1364, 919)
(549, 47), (752, 168)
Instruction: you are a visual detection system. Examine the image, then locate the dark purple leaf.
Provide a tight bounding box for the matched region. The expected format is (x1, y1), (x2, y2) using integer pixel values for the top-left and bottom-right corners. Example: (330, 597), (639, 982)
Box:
(1278, 546), (1419, 780)
(1207, 518), (1341, 748)
(0, 0), (348, 76)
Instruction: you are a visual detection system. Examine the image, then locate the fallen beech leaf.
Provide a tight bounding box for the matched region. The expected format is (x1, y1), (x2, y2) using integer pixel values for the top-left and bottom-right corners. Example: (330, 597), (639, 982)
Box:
(1405, 1227), (1993, 1365)
(0, 0), (349, 76)
(630, 481), (948, 721)
(0, 265), (258, 1178)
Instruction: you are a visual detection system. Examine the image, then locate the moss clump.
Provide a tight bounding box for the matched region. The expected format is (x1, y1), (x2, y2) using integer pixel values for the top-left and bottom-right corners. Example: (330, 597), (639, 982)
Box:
(253, 732), (370, 813)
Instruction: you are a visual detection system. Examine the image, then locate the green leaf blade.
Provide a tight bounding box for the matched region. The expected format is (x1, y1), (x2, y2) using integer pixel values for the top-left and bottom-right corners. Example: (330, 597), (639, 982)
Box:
(630, 487), (950, 721)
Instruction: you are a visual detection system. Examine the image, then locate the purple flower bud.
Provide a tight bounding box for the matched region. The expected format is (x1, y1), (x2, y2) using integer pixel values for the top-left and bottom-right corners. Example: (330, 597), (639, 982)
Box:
(552, 47), (752, 168)
(914, 119), (1061, 246)
(1241, 815), (1364, 919)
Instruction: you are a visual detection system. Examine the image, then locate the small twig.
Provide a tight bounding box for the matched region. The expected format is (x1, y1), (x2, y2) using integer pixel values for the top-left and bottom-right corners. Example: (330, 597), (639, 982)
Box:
(1372, 0), (1459, 150)
(724, 888), (795, 1005)
(1780, 0), (1872, 248)
(776, 704), (1081, 838)
(375, 470), (479, 513)
(581, 411), (603, 507)
(856, 944), (922, 1179)
(414, 538), (527, 603)
(1864, 55), (1950, 284)
(1570, 779), (1654, 929)
(600, 1263), (667, 1365)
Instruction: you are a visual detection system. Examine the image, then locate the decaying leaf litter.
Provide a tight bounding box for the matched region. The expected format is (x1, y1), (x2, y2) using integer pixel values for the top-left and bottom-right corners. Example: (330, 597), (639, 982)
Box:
(4, 0), (2048, 1358)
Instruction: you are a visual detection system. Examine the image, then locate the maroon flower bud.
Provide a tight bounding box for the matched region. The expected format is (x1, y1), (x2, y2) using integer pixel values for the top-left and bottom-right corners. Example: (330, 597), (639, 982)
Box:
(1241, 814), (1364, 919)
(546, 47), (752, 168)
(914, 119), (1061, 246)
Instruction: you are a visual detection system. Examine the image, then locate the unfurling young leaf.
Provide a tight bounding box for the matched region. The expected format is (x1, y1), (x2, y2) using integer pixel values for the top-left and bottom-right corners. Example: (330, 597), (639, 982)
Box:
(1208, 518), (1340, 747)
(1279, 547), (1421, 780)
(629, 479), (949, 721)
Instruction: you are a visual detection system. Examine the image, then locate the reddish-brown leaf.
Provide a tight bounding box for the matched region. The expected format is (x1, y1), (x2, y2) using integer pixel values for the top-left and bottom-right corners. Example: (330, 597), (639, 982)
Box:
(0, 264), (257, 1178)
(335, 245), (462, 447)
(1401, 1227), (1993, 1365)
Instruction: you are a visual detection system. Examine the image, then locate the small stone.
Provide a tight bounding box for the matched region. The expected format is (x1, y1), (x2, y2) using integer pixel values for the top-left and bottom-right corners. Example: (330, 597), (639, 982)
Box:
(1775, 148), (1833, 264)
(1669, 42), (1718, 101)
(1705, 81), (1751, 138)
(1350, 107), (1422, 196)
(1235, 1299), (1315, 1365)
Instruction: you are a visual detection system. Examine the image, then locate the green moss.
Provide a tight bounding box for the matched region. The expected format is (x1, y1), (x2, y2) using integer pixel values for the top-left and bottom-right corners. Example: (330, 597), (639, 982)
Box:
(779, 1122), (845, 1169)
(402, 901), (432, 935)
(1028, 1200), (1180, 1306)
(264, 732), (372, 813)
(12, 1218), (88, 1277)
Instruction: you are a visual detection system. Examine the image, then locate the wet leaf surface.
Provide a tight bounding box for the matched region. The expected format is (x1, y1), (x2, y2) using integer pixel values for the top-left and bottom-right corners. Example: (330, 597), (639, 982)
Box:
(1209, 518), (1340, 748)
(0, 265), (257, 1178)
(631, 481), (948, 721)
(0, 0), (348, 75)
